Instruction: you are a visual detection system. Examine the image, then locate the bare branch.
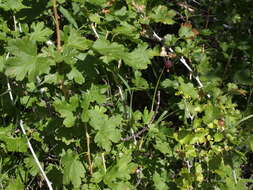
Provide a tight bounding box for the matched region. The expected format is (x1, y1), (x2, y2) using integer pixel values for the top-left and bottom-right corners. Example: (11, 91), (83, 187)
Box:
(52, 0), (61, 51)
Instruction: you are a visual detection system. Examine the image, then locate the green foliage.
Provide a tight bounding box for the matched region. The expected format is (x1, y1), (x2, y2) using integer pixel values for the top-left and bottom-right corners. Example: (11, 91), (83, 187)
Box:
(149, 5), (176, 25)
(61, 149), (85, 187)
(0, 0), (253, 189)
(53, 95), (79, 127)
(29, 22), (54, 42)
(88, 106), (122, 152)
(5, 38), (54, 81)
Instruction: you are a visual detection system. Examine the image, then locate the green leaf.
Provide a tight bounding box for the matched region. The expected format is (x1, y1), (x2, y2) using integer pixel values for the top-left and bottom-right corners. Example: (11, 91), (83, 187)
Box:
(88, 106), (122, 151)
(0, 126), (27, 152)
(177, 131), (194, 145)
(154, 140), (172, 156)
(161, 79), (179, 88)
(203, 104), (221, 124)
(123, 44), (152, 70)
(132, 71), (149, 89)
(142, 107), (153, 124)
(7, 38), (37, 56)
(178, 78), (198, 99)
(87, 0), (107, 6)
(59, 6), (78, 28)
(153, 172), (168, 190)
(66, 29), (93, 50)
(214, 133), (224, 142)
(149, 5), (176, 25)
(246, 136), (253, 152)
(0, 0), (28, 11)
(67, 67), (85, 84)
(81, 84), (107, 122)
(6, 179), (24, 190)
(93, 39), (127, 61)
(89, 14), (101, 24)
(29, 22), (53, 42)
(104, 153), (138, 187)
(195, 163), (204, 182)
(179, 24), (195, 38)
(5, 38), (54, 81)
(87, 84), (107, 104)
(53, 95), (79, 127)
(112, 21), (139, 39)
(0, 55), (5, 72)
(1, 136), (27, 152)
(233, 69), (253, 85)
(24, 156), (41, 176)
(61, 149), (85, 187)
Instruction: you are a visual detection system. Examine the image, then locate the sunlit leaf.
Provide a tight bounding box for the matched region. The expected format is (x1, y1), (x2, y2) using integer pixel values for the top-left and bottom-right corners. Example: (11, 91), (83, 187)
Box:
(29, 22), (53, 42)
(123, 44), (153, 70)
(5, 38), (54, 81)
(149, 5), (176, 25)
(61, 149), (85, 187)
(88, 106), (122, 151)
(53, 95), (79, 127)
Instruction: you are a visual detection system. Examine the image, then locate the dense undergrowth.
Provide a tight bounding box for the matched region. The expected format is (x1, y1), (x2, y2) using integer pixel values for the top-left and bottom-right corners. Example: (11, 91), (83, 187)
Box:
(0, 0), (253, 189)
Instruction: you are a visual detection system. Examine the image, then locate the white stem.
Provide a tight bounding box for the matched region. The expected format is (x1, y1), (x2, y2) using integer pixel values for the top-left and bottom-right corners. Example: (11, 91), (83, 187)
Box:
(91, 23), (99, 39)
(18, 22), (22, 33)
(152, 31), (162, 41)
(13, 16), (17, 32)
(131, 128), (137, 145)
(195, 76), (203, 88)
(5, 54), (14, 103)
(232, 169), (237, 184)
(102, 153), (107, 172)
(180, 57), (204, 88)
(20, 120), (53, 190)
(7, 80), (13, 102)
(168, 47), (174, 53)
(180, 57), (193, 72)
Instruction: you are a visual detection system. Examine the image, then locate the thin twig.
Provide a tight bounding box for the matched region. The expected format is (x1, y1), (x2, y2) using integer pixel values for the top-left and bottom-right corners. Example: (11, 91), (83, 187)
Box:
(179, 56), (193, 72)
(102, 153), (106, 172)
(131, 128), (137, 145)
(232, 169), (237, 184)
(151, 68), (164, 112)
(6, 79), (13, 102)
(13, 16), (17, 32)
(91, 23), (99, 39)
(152, 31), (162, 42)
(52, 0), (61, 51)
(20, 120), (53, 190)
(86, 127), (93, 175)
(6, 54), (14, 102)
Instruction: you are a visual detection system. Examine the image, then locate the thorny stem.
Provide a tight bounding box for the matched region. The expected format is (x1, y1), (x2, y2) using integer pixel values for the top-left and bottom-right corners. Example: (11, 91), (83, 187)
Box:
(151, 68), (164, 112)
(86, 127), (93, 175)
(52, 0), (61, 51)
